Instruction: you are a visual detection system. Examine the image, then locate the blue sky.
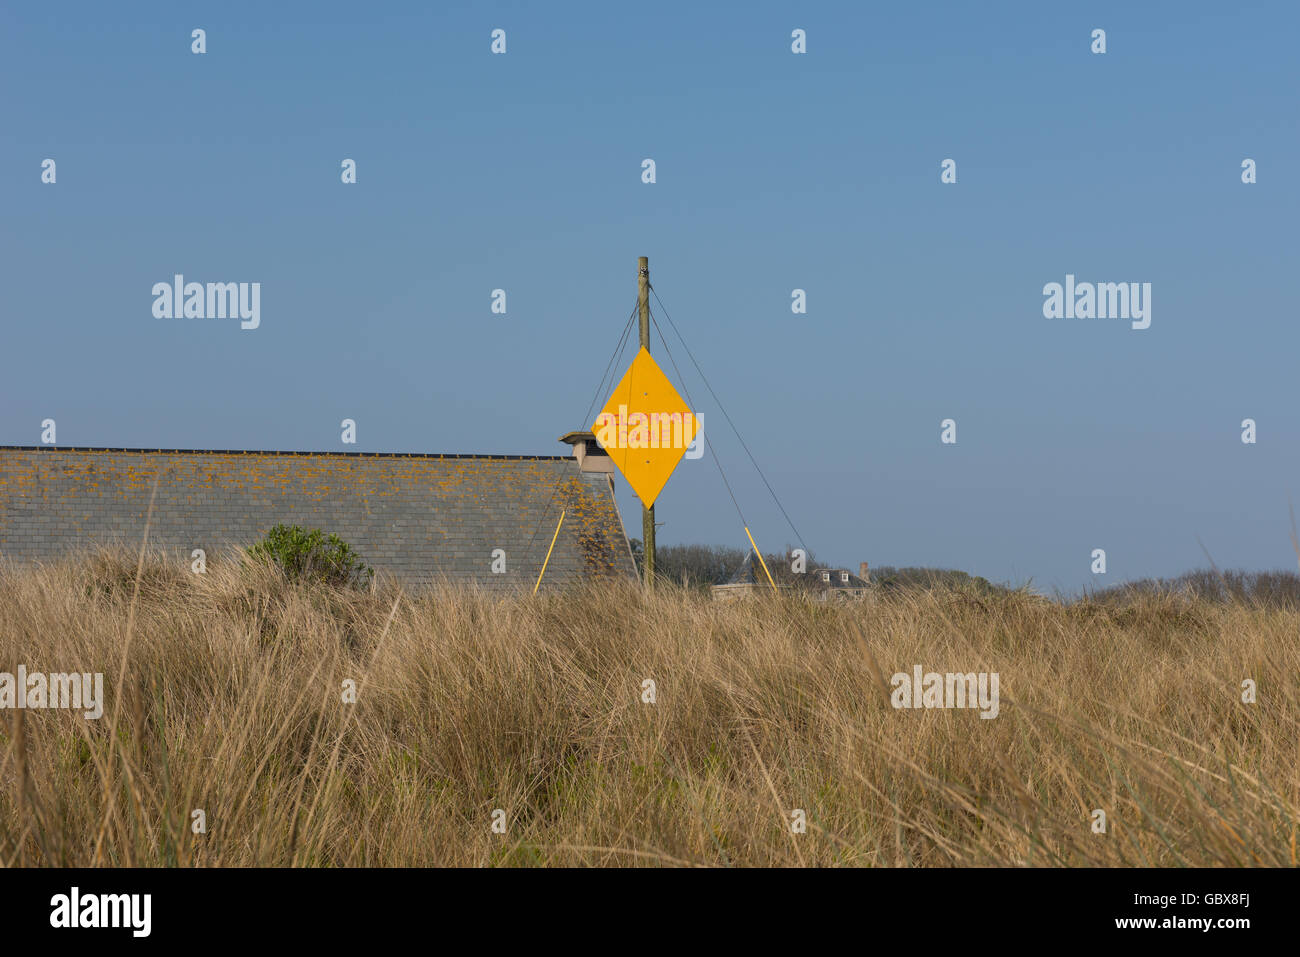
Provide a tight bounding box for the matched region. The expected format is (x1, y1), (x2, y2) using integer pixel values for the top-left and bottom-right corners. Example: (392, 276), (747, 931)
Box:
(3, 1), (1298, 594)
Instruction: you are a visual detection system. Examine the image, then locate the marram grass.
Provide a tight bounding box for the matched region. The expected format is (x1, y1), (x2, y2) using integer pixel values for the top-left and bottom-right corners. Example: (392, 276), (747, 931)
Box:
(0, 548), (1295, 867)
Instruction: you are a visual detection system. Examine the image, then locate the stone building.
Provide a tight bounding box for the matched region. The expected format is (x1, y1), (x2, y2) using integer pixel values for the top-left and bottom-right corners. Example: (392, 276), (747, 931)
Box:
(808, 566), (871, 600)
(710, 552), (872, 601)
(0, 436), (636, 591)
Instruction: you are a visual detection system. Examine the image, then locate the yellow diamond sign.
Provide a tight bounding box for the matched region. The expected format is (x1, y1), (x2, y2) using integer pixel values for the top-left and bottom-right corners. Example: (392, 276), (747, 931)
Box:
(593, 347), (698, 508)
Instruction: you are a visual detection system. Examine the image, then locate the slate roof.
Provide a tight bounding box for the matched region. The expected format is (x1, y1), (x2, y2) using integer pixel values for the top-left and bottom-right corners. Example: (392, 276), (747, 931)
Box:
(0, 446), (637, 590)
(811, 567), (870, 589)
(726, 549), (765, 585)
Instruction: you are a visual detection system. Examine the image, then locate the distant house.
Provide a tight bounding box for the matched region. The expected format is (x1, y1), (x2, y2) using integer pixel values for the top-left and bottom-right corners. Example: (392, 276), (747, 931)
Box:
(710, 553), (872, 601)
(710, 549), (781, 601)
(807, 566), (871, 600)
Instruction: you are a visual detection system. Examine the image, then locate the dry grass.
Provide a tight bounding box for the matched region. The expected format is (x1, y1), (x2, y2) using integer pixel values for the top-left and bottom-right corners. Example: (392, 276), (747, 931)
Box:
(0, 548), (1296, 867)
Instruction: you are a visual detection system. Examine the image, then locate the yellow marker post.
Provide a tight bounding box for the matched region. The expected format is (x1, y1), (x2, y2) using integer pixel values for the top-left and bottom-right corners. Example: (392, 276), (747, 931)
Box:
(744, 526), (777, 591)
(533, 509), (566, 595)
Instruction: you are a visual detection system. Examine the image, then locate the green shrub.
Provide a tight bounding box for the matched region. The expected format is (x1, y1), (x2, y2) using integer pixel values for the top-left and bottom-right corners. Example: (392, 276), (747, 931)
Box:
(247, 524), (373, 589)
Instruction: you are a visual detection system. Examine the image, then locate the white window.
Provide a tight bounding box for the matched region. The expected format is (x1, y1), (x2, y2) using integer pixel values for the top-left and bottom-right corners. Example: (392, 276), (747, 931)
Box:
(840, 571), (849, 583)
(821, 571), (830, 582)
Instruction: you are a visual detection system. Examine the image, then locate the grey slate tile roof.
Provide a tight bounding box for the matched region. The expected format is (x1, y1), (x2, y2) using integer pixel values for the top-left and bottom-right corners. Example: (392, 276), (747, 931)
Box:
(0, 446), (637, 590)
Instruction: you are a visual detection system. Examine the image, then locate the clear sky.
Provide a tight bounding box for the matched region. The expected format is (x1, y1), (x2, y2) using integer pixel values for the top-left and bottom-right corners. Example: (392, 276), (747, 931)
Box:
(3, 1), (1298, 594)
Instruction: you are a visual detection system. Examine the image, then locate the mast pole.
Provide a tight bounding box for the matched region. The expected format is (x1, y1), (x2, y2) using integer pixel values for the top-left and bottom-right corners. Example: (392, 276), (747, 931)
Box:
(638, 256), (655, 589)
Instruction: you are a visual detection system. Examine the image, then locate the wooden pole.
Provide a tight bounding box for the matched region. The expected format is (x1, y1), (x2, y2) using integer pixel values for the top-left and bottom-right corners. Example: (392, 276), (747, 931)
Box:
(638, 256), (655, 589)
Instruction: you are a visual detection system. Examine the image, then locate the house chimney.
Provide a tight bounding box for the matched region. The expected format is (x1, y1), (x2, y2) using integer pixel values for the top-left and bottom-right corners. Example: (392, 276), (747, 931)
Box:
(558, 431), (614, 474)
(859, 562), (870, 582)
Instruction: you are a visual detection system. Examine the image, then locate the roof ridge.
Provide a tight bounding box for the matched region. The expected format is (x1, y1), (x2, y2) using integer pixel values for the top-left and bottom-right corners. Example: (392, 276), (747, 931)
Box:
(0, 446), (571, 461)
